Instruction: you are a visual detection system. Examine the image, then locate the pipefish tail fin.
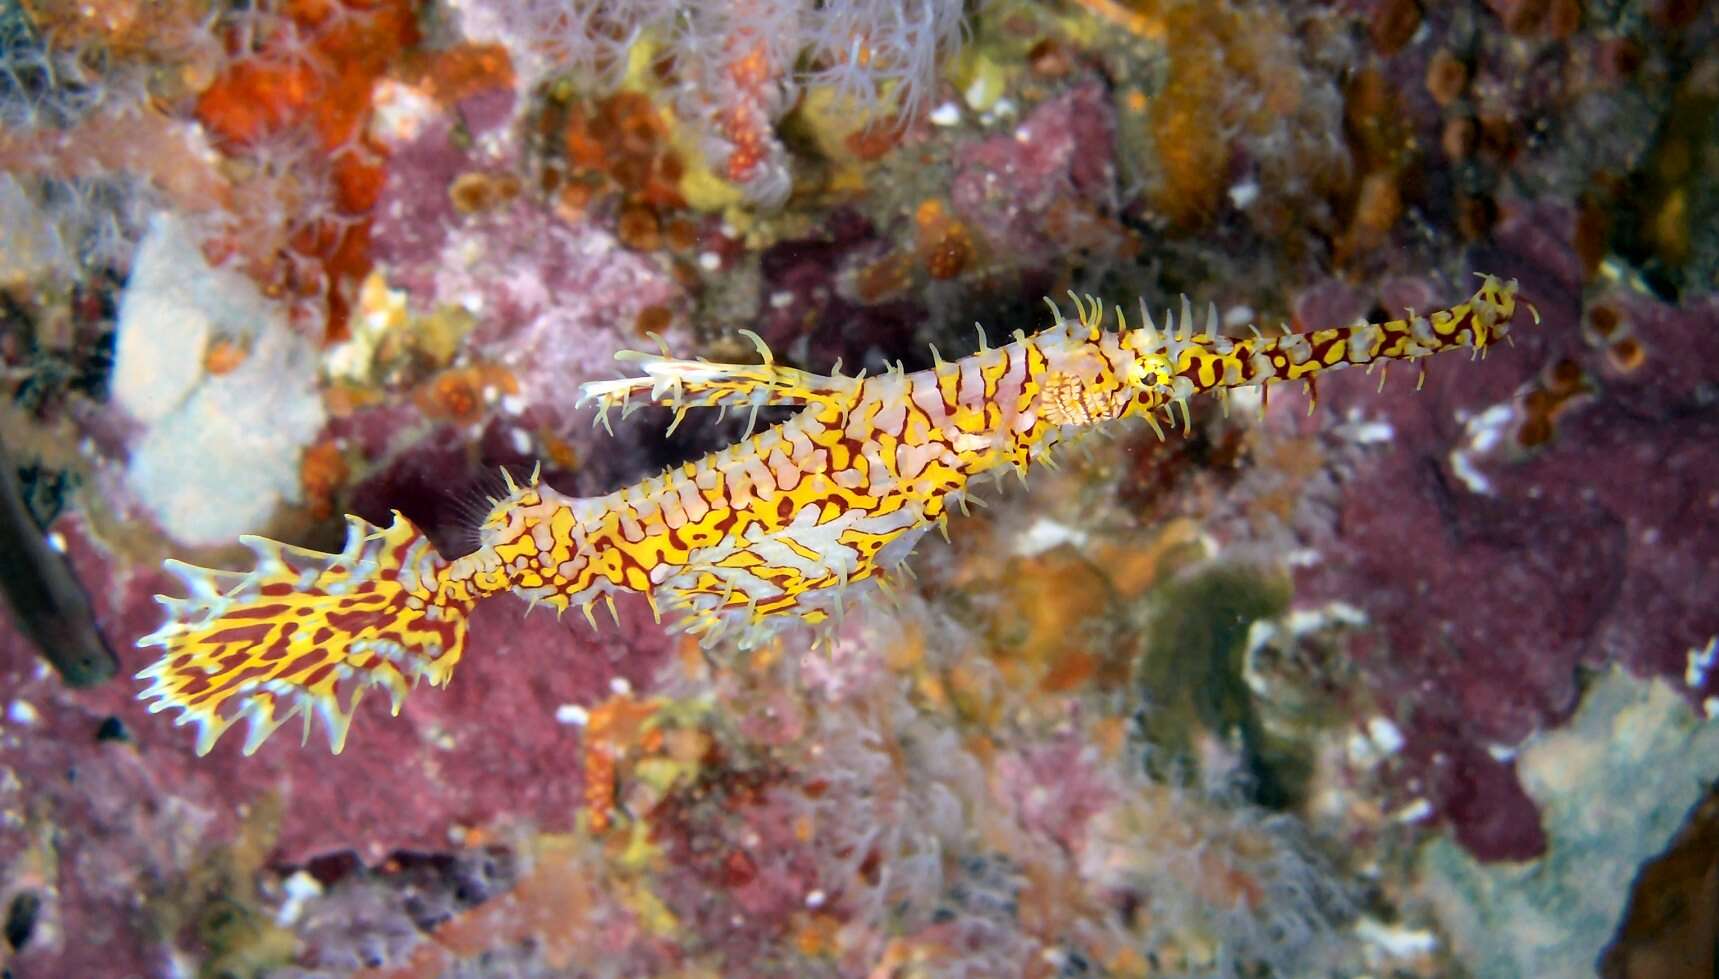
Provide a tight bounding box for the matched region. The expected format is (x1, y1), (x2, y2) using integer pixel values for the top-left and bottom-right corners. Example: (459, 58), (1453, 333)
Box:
(136, 511), (479, 756)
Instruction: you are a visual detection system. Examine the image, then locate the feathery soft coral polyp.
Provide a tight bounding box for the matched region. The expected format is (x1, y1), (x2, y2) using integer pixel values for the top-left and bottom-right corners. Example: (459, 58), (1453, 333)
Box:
(137, 276), (1534, 755)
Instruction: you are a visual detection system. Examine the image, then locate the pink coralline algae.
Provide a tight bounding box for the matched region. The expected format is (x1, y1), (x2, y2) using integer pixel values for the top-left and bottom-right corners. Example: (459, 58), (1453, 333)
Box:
(427, 204), (686, 431)
(1294, 203), (1719, 861)
(755, 210), (927, 371)
(2, 513), (672, 868)
(4, 0), (1719, 974)
(345, 145), (690, 531)
(366, 99), (687, 451)
(950, 82), (1120, 262)
(994, 737), (1117, 855)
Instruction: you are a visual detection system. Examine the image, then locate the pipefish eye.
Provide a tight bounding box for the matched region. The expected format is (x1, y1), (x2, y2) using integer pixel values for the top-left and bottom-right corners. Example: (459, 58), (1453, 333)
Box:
(1125, 357), (1168, 389)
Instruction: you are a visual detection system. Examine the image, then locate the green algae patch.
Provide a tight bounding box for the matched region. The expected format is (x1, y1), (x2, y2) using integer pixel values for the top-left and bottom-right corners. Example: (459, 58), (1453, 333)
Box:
(1133, 563), (1299, 805)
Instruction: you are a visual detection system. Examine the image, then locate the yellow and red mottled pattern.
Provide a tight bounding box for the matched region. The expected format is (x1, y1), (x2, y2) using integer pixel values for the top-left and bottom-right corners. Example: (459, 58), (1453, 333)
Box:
(137, 512), (491, 754)
(137, 276), (1532, 754)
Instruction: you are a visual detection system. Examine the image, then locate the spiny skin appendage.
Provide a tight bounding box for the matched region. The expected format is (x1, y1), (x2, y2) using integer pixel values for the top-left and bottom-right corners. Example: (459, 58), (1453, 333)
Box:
(496, 276), (1530, 644)
(138, 276), (1530, 755)
(1117, 272), (1529, 421)
(136, 511), (495, 755)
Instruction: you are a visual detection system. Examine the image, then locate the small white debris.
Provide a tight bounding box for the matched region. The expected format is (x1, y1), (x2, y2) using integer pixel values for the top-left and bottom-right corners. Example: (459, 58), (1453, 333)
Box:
(1686, 635), (1718, 689)
(1367, 716), (1405, 754)
(1335, 406), (1396, 445)
(1243, 619), (1279, 659)
(367, 79), (439, 147)
(1448, 402), (1518, 495)
(609, 676), (633, 696)
(326, 272), (409, 383)
(963, 74), (1000, 112)
(1284, 601), (1368, 635)
(1450, 452), (1493, 495)
(928, 102), (961, 126)
(455, 290), (486, 315)
(475, 126), (511, 160)
(1393, 797), (1434, 823)
(1010, 517), (1088, 557)
(555, 704), (589, 726)
(805, 889), (826, 908)
(46, 532), (66, 554)
(6, 700), (39, 726)
(1357, 916), (1439, 958)
(501, 394), (528, 416)
(1228, 180), (1260, 208)
(1347, 732), (1379, 767)
(1339, 414), (1397, 444)
(274, 870), (323, 926)
(508, 428), (532, 456)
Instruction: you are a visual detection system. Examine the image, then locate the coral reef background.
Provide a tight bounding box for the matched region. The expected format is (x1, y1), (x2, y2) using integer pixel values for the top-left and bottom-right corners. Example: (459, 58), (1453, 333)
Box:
(1, 0), (1716, 975)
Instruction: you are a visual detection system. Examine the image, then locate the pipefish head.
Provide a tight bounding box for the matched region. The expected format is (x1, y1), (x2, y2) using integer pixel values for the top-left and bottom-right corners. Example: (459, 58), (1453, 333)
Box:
(1118, 329), (1195, 413)
(1122, 349), (1176, 393)
(1471, 273), (1539, 345)
(1115, 296), (1202, 403)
